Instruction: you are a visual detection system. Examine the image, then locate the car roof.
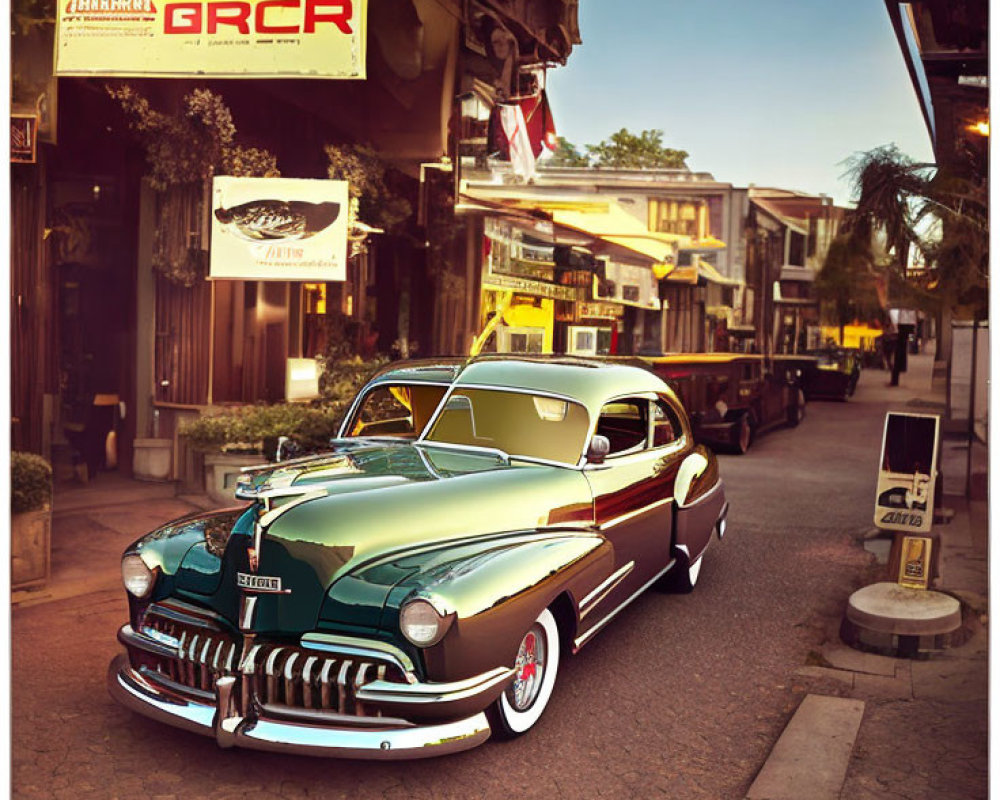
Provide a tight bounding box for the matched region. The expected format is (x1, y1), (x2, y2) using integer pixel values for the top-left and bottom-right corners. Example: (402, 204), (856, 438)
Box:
(367, 355), (675, 413)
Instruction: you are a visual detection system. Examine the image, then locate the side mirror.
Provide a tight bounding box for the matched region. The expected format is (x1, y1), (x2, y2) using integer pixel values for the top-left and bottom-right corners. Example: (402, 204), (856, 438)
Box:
(586, 435), (611, 464)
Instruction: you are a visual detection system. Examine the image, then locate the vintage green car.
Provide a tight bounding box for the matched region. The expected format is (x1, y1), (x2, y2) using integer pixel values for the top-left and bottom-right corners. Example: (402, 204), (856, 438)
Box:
(108, 358), (729, 758)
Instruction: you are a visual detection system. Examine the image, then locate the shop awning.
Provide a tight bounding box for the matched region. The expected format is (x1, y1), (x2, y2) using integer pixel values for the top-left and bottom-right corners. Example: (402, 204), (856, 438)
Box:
(547, 204), (677, 267)
(665, 260), (741, 286)
(682, 234), (727, 250)
(460, 190), (678, 276)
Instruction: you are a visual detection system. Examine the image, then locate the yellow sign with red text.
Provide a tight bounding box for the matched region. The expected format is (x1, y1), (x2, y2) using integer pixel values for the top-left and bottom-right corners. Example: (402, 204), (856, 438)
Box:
(55, 0), (366, 78)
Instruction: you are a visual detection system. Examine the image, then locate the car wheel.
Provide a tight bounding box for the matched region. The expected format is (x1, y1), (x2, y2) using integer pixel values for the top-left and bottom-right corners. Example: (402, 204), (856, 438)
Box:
(734, 414), (752, 454)
(787, 389), (806, 427)
(488, 608), (560, 739)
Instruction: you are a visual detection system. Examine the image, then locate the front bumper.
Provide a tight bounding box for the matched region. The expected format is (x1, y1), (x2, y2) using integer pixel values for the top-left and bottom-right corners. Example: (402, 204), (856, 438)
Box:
(109, 653), (493, 759)
(108, 619), (510, 759)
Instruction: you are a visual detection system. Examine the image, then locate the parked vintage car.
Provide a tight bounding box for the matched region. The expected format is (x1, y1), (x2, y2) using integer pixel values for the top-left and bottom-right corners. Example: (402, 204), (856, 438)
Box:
(806, 347), (861, 400)
(637, 354), (805, 454)
(108, 357), (729, 758)
(773, 349), (860, 402)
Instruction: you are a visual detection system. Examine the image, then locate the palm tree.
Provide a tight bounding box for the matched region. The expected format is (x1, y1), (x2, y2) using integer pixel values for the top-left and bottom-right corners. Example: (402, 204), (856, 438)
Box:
(820, 145), (987, 369)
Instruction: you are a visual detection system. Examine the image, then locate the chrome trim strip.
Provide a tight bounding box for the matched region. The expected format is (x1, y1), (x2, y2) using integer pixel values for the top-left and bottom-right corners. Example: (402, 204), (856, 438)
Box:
(299, 633), (417, 677)
(283, 652), (300, 683)
(355, 666), (514, 706)
(146, 599), (230, 629)
(579, 561), (634, 618)
(413, 440), (512, 463)
(258, 702), (412, 728)
(347, 529), (597, 584)
(573, 559), (677, 651)
(137, 665), (215, 702)
(241, 645), (262, 674)
(118, 624), (185, 660)
(240, 597), (258, 630)
(265, 647), (285, 677)
(259, 487), (329, 528)
(597, 496), (674, 531)
(108, 655), (492, 759)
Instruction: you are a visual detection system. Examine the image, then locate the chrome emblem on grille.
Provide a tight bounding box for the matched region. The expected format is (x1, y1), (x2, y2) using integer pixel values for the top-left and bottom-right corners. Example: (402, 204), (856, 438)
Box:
(237, 572), (288, 593)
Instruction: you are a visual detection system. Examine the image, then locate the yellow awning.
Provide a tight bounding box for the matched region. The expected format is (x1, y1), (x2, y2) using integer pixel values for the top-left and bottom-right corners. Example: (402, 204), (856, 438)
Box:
(547, 204), (675, 266)
(462, 190), (678, 277)
(665, 260), (741, 286)
(690, 234), (727, 250)
(698, 262), (742, 286)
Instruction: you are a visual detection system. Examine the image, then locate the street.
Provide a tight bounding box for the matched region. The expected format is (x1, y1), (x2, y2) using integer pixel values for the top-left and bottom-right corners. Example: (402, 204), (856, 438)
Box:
(9, 362), (974, 799)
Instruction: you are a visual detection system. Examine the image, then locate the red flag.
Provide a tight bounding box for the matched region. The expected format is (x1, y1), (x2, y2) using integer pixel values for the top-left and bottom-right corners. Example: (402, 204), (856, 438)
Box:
(519, 90), (557, 157)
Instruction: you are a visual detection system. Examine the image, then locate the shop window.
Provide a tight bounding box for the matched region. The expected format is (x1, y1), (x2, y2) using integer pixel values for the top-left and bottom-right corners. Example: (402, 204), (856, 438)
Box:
(497, 326), (544, 353)
(568, 326), (598, 355)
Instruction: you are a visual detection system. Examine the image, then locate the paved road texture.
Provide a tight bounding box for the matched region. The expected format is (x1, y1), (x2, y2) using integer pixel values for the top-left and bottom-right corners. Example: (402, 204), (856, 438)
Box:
(10, 352), (987, 800)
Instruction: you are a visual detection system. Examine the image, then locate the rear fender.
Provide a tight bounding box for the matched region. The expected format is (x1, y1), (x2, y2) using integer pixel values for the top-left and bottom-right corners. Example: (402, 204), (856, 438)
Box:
(673, 446), (725, 564)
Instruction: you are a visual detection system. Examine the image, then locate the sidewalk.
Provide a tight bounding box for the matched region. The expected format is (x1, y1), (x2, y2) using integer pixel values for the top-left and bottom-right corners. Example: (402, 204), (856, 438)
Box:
(747, 351), (990, 800)
(11, 472), (217, 608)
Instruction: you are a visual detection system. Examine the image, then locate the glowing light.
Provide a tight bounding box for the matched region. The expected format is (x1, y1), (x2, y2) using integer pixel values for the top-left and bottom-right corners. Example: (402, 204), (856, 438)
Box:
(967, 120), (989, 137)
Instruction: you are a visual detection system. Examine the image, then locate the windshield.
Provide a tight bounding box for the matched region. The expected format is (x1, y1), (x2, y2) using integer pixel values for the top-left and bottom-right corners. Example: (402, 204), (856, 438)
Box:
(423, 388), (591, 465)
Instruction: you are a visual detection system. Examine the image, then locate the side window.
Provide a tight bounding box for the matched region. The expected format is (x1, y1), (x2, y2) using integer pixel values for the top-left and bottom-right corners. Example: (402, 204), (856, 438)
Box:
(347, 384), (446, 438)
(652, 398), (684, 448)
(596, 399), (648, 456)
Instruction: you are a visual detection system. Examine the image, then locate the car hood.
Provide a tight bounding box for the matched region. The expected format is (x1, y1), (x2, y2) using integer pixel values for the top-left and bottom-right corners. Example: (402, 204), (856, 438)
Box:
(177, 440), (594, 635)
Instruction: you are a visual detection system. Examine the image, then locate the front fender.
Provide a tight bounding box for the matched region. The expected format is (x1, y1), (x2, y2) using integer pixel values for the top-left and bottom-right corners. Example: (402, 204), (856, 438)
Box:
(388, 533), (614, 682)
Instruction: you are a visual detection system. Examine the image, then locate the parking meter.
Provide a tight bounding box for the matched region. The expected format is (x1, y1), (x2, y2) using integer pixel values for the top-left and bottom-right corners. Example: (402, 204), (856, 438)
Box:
(874, 412), (940, 534)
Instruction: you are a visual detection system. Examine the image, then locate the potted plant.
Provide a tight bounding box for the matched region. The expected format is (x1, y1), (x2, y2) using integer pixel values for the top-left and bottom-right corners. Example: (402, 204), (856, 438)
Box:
(11, 451), (52, 590)
(133, 438), (174, 481)
(180, 403), (346, 506)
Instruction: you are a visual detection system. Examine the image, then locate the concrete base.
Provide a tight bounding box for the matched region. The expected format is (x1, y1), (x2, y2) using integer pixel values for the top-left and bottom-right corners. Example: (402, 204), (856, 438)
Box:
(843, 582), (964, 658)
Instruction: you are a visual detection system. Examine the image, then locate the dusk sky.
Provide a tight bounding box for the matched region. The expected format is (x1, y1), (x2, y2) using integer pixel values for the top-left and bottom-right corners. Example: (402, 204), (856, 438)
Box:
(544, 0), (936, 207)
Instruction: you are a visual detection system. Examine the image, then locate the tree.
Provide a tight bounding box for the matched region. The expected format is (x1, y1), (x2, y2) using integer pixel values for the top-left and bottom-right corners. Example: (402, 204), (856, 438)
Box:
(841, 144), (987, 315)
(586, 128), (688, 169)
(546, 136), (590, 167)
(814, 234), (884, 345)
(819, 144), (988, 376)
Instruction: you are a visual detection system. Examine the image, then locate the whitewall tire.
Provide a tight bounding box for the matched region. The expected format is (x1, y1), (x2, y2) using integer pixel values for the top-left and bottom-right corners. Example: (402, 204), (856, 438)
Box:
(488, 608), (560, 738)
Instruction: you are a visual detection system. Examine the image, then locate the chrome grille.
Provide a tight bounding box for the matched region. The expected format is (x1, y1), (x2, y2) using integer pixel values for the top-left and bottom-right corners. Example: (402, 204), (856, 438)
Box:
(137, 604), (407, 717)
(141, 608), (239, 694)
(245, 643), (405, 716)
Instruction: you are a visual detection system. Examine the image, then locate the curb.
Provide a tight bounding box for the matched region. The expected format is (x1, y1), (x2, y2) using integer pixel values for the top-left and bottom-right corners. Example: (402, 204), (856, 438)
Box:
(745, 694), (866, 800)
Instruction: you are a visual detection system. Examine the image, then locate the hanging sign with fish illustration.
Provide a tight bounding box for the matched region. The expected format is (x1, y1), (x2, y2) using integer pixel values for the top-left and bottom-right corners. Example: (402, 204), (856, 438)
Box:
(56, 0), (367, 79)
(210, 176), (349, 281)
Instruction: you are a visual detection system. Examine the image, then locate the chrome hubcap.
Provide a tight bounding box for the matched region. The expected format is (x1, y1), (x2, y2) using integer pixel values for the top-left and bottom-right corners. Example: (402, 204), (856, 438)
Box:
(508, 626), (545, 711)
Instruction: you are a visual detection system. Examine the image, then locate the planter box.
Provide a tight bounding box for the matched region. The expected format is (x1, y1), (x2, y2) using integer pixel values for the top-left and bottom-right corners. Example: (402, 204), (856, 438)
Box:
(204, 452), (260, 507)
(133, 438), (173, 482)
(12, 507), (51, 590)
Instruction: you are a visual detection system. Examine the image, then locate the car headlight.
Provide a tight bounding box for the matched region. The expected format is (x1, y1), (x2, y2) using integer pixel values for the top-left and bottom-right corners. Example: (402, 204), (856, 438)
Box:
(122, 554), (154, 598)
(399, 598), (452, 647)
